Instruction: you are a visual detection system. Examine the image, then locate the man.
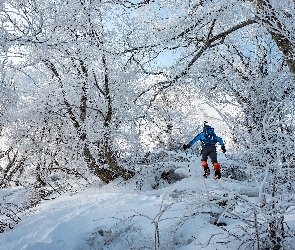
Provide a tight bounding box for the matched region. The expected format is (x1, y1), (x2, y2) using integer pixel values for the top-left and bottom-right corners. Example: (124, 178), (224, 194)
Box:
(183, 122), (226, 179)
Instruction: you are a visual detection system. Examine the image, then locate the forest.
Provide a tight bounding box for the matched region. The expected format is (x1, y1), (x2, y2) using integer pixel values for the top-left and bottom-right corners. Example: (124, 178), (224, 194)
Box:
(1, 0), (295, 249)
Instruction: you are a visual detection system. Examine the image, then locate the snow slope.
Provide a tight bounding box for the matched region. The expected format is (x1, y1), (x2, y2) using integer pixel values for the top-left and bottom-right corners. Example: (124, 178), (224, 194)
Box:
(0, 153), (294, 250)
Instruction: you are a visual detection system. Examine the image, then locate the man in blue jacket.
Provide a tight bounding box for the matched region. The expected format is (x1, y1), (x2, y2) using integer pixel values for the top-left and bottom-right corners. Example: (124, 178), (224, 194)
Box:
(183, 123), (226, 179)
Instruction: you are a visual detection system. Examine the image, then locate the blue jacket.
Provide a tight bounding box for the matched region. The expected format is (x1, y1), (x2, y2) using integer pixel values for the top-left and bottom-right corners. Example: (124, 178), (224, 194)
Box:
(188, 132), (225, 147)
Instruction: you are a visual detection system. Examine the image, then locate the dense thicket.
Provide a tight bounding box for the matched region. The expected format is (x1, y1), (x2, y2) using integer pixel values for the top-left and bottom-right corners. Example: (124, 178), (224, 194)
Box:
(1, 1), (295, 248)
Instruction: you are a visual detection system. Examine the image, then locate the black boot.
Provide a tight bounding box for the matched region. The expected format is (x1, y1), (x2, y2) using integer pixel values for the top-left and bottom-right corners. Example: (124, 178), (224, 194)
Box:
(203, 166), (210, 178)
(215, 170), (221, 179)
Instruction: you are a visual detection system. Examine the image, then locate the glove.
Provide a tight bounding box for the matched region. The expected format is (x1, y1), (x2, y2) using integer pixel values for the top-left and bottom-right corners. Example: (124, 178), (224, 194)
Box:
(221, 146), (226, 153)
(183, 144), (191, 150)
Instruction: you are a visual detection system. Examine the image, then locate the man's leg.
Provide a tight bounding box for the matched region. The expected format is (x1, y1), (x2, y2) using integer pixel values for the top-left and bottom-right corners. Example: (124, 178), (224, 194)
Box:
(201, 147), (210, 177)
(213, 163), (221, 179)
(208, 148), (221, 179)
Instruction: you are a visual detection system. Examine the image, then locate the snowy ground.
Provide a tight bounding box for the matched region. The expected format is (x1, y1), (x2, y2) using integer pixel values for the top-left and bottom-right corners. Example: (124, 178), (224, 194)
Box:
(0, 152), (294, 250)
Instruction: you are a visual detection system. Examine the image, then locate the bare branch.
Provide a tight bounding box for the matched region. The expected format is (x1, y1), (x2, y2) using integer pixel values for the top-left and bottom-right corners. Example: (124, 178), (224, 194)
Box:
(135, 19), (256, 105)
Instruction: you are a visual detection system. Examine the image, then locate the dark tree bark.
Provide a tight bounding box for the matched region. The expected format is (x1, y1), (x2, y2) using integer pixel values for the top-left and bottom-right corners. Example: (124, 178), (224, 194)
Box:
(251, 0), (295, 75)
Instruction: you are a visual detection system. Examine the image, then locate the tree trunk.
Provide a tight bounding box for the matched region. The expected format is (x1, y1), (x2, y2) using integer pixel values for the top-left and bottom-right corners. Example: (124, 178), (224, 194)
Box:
(103, 142), (135, 180)
(101, 54), (135, 180)
(45, 59), (135, 183)
(45, 60), (119, 183)
(83, 145), (117, 183)
(253, 0), (295, 75)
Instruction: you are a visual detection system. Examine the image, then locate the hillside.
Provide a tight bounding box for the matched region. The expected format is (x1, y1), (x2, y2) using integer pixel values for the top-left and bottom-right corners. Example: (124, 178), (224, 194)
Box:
(1, 152), (294, 250)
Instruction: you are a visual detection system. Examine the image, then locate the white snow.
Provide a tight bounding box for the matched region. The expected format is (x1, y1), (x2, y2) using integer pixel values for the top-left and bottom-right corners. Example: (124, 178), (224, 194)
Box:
(0, 153), (294, 250)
